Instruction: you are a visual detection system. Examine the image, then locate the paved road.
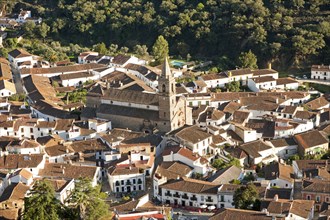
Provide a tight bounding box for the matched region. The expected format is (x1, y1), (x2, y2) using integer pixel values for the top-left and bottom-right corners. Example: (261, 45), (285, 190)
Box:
(11, 65), (24, 94)
(297, 79), (330, 86)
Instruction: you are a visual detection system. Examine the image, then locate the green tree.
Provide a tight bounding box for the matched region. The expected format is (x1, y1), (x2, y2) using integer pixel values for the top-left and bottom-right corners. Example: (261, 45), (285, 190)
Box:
(22, 21), (36, 38)
(233, 184), (259, 209)
(0, 47), (8, 58)
(226, 81), (240, 92)
(93, 42), (108, 54)
(24, 179), (61, 220)
(68, 178), (109, 220)
(152, 35), (169, 64)
(238, 50), (258, 69)
(38, 23), (50, 40)
(134, 44), (149, 57)
(211, 158), (224, 169)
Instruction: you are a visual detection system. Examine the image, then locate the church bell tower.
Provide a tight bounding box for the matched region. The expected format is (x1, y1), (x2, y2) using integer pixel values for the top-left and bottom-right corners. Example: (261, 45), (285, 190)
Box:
(158, 57), (177, 130)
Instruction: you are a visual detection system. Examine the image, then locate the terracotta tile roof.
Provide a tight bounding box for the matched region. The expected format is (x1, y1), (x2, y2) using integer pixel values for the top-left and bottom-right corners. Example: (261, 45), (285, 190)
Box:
(0, 62), (12, 80)
(108, 165), (140, 175)
(59, 71), (93, 80)
(154, 161), (193, 180)
(224, 147), (248, 159)
(210, 208), (274, 220)
(269, 138), (297, 148)
(175, 125), (212, 144)
(0, 80), (16, 93)
(0, 208), (19, 220)
(21, 63), (105, 75)
(290, 199), (315, 219)
(294, 110), (317, 120)
(265, 188), (292, 200)
(295, 159), (329, 171)
(222, 101), (241, 114)
(70, 138), (109, 153)
(102, 88), (159, 106)
(8, 48), (31, 58)
(201, 72), (228, 81)
(263, 163), (294, 183)
(305, 96), (329, 110)
(112, 54), (131, 65)
(207, 166), (242, 184)
(276, 77), (298, 85)
(252, 76), (276, 83)
(281, 106), (297, 114)
(9, 168), (33, 180)
(294, 130), (328, 149)
(231, 110), (250, 124)
(239, 140), (272, 158)
(39, 163), (98, 179)
(45, 179), (72, 192)
(303, 179), (330, 193)
(44, 144), (74, 157)
(0, 154), (44, 169)
(312, 64), (330, 71)
(0, 183), (29, 203)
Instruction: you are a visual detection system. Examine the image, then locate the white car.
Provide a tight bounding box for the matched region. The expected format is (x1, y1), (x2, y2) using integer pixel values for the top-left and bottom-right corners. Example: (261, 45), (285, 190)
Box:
(303, 75), (308, 79)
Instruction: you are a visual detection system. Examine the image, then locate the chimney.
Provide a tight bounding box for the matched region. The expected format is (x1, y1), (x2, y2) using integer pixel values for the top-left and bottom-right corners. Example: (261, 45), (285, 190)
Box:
(62, 168), (65, 174)
(274, 194), (278, 201)
(268, 63), (272, 70)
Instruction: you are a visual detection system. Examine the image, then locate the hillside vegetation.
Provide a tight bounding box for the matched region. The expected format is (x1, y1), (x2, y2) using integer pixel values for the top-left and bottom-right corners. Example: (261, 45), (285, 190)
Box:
(6, 0), (330, 70)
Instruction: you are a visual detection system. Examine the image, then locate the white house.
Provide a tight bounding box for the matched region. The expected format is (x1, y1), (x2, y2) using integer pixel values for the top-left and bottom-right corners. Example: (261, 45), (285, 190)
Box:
(8, 48), (40, 69)
(267, 138), (298, 159)
(108, 165), (145, 193)
(247, 76), (277, 92)
(311, 65), (330, 81)
(276, 77), (299, 90)
(162, 146), (210, 176)
(8, 168), (34, 186)
(0, 80), (16, 97)
(159, 177), (220, 208)
(262, 162), (294, 188)
(239, 140), (277, 166)
(172, 125), (213, 156)
(198, 73), (230, 89)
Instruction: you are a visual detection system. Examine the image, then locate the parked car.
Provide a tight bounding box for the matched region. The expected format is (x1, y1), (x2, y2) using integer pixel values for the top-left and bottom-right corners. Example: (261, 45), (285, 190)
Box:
(303, 75), (308, 79)
(289, 74), (295, 78)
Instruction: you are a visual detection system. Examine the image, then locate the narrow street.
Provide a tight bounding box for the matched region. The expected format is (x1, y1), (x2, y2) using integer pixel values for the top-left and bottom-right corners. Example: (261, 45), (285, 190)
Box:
(11, 65), (24, 94)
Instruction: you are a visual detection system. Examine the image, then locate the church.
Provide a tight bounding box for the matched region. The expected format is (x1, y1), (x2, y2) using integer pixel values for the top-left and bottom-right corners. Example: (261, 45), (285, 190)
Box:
(86, 58), (192, 133)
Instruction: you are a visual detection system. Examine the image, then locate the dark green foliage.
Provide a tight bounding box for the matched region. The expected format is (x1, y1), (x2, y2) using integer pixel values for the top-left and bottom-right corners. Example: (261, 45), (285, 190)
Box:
(152, 35), (169, 64)
(211, 157), (241, 170)
(239, 50), (258, 69)
(7, 0), (330, 69)
(24, 179), (61, 220)
(233, 184), (259, 209)
(68, 178), (110, 220)
(225, 81), (241, 92)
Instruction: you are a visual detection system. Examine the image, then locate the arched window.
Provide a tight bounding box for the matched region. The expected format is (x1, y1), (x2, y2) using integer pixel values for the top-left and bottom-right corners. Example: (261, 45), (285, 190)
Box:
(162, 84), (166, 92)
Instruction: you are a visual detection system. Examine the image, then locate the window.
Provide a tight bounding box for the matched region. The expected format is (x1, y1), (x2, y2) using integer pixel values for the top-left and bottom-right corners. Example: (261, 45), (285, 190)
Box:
(307, 195), (311, 200)
(121, 180), (124, 185)
(326, 197), (329, 202)
(162, 84), (166, 92)
(316, 196), (320, 202)
(21, 128), (24, 132)
(30, 128), (33, 133)
(133, 179), (136, 184)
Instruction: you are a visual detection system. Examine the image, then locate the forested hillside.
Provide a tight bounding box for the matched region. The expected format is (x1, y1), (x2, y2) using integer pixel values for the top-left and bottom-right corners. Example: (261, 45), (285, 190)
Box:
(6, 0), (330, 70)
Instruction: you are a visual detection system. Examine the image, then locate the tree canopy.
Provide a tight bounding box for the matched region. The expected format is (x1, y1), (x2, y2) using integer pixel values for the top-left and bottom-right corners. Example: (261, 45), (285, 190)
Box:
(8, 0), (329, 69)
(233, 184), (260, 210)
(24, 179), (61, 220)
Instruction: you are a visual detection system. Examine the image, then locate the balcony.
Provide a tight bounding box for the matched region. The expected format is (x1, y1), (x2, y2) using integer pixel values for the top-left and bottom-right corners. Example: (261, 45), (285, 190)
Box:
(165, 192), (172, 197)
(206, 198), (213, 202)
(190, 196), (198, 201)
(173, 194), (181, 198)
(182, 194), (189, 200)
